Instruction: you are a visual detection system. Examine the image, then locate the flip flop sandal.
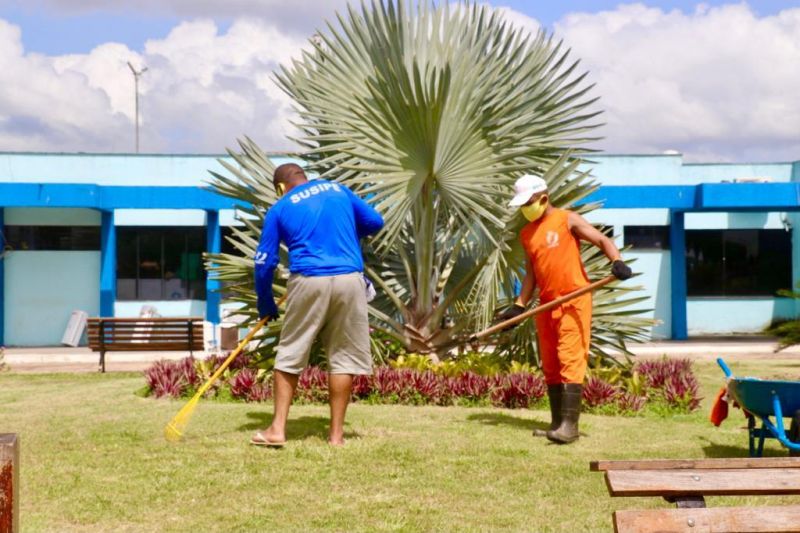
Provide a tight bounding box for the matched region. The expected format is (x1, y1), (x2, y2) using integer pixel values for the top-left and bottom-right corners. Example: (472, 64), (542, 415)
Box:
(250, 431), (286, 448)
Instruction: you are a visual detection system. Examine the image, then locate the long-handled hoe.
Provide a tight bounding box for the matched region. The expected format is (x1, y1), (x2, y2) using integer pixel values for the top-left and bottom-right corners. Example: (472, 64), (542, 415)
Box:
(164, 295), (287, 442)
(469, 275), (616, 343)
(438, 275), (617, 353)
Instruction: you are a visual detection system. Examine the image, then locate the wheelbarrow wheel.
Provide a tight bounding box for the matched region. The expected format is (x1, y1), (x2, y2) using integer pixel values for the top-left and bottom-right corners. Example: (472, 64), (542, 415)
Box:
(789, 410), (800, 457)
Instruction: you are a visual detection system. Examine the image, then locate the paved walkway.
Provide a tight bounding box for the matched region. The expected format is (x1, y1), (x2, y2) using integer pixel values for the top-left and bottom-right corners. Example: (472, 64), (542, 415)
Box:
(3, 337), (800, 373)
(3, 347), (196, 373)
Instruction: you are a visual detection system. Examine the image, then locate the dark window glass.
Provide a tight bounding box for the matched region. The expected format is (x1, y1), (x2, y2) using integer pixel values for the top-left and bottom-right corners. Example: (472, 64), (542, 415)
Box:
(116, 229), (138, 300)
(686, 229), (791, 297)
(4, 225), (100, 251)
(221, 226), (248, 256)
(624, 226), (670, 250)
(116, 227), (206, 301)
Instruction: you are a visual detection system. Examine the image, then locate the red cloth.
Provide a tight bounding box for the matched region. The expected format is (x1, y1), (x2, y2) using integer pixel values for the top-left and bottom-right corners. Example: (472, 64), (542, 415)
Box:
(709, 386), (728, 426)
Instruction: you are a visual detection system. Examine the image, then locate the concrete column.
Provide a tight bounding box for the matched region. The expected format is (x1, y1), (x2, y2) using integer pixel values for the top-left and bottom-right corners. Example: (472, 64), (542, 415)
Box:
(669, 210), (688, 339)
(100, 210), (116, 317)
(792, 162), (800, 318)
(205, 210), (221, 324)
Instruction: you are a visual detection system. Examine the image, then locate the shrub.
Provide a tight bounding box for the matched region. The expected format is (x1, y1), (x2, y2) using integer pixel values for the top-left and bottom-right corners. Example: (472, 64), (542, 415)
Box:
(616, 391), (646, 413)
(144, 360), (186, 398)
(296, 366), (329, 403)
(663, 373), (701, 412)
(139, 355), (702, 413)
(410, 370), (452, 405)
(633, 357), (702, 413)
(391, 352), (511, 377)
(582, 376), (618, 409)
(490, 372), (546, 409)
(247, 382), (272, 403)
(372, 366), (405, 398)
(351, 374), (373, 399)
(230, 368), (258, 400)
(635, 358), (692, 389)
(450, 372), (491, 401)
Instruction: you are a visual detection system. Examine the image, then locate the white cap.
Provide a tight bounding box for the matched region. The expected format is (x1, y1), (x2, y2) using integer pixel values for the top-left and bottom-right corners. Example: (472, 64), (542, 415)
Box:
(508, 175), (547, 207)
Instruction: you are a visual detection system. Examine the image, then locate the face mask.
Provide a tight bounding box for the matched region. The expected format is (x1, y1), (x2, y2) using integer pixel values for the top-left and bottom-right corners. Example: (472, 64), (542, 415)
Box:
(521, 195), (548, 222)
(275, 183), (286, 197)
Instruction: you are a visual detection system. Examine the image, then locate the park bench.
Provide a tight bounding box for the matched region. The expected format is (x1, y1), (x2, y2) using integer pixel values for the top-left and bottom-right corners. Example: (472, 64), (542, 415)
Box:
(1, 433), (19, 533)
(87, 317), (204, 372)
(591, 457), (800, 532)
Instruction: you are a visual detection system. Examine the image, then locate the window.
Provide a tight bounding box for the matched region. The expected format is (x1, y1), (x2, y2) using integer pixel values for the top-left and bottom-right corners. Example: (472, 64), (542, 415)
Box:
(116, 227), (206, 301)
(221, 226), (249, 256)
(686, 229), (791, 297)
(3, 225), (100, 251)
(624, 226), (670, 250)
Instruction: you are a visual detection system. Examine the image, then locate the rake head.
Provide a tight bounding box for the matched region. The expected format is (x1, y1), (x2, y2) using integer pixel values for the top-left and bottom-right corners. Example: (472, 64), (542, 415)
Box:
(163, 396), (199, 442)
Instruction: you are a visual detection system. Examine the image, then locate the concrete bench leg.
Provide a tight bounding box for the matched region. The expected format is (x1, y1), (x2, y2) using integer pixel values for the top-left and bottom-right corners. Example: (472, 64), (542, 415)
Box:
(0, 433), (19, 533)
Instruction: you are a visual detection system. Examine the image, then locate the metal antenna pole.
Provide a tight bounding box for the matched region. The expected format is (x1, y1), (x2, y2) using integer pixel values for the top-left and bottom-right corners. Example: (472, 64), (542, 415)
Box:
(127, 62), (148, 153)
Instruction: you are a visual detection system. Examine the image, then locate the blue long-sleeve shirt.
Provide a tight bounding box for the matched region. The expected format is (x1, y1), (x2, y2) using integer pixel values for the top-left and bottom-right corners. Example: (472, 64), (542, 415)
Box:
(254, 179), (384, 318)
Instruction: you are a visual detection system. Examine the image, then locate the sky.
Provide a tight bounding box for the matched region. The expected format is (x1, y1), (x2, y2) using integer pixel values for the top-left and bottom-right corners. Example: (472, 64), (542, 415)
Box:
(0, 1), (798, 161)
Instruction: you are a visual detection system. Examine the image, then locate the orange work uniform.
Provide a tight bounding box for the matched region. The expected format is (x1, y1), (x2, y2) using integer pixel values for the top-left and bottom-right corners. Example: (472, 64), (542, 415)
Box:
(520, 208), (592, 385)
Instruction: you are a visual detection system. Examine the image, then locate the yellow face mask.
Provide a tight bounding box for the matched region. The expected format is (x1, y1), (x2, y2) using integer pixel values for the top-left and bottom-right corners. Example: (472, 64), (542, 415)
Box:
(521, 195), (548, 222)
(276, 183), (286, 197)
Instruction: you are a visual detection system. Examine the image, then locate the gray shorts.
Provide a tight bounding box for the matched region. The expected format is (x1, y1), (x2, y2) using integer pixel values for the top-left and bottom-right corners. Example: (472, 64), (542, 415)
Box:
(275, 272), (372, 375)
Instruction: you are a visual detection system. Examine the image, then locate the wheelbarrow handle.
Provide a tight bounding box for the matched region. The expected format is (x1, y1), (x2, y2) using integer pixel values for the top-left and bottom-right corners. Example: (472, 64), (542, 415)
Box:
(717, 358), (733, 378)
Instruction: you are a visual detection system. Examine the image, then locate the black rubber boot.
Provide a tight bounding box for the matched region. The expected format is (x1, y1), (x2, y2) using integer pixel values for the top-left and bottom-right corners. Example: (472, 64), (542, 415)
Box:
(533, 385), (562, 437)
(546, 383), (582, 444)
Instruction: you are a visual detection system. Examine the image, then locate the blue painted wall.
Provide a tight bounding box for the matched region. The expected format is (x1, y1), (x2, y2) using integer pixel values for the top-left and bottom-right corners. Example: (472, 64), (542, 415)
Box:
(4, 251), (100, 345)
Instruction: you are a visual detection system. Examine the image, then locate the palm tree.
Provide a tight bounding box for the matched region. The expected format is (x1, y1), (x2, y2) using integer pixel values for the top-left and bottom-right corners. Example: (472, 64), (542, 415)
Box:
(207, 1), (652, 366)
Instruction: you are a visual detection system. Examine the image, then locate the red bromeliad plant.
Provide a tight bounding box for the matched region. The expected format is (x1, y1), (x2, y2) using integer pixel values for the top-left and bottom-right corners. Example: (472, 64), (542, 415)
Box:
(297, 367), (329, 403)
(230, 368), (258, 400)
(144, 361), (187, 399)
(352, 374), (374, 399)
(663, 373), (701, 411)
(582, 376), (618, 409)
(616, 391), (647, 413)
(450, 372), (492, 401)
(490, 373), (546, 409)
(141, 356), (700, 412)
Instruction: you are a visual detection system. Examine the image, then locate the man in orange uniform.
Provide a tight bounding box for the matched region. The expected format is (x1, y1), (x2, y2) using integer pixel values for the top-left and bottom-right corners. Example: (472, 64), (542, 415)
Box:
(500, 175), (632, 444)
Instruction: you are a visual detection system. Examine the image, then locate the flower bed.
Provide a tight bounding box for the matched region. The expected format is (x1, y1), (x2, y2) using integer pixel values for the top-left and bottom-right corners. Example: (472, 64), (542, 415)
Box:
(140, 355), (702, 414)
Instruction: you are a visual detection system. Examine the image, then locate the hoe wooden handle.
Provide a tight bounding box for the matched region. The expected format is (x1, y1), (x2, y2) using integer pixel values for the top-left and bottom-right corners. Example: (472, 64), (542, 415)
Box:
(470, 275), (617, 342)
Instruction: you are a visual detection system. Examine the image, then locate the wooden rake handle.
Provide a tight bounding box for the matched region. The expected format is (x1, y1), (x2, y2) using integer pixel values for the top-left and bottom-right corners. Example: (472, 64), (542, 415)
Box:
(470, 275), (617, 342)
(198, 292), (287, 397)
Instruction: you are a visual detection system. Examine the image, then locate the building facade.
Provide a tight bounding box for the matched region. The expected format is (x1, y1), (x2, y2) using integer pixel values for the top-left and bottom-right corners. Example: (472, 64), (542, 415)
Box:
(0, 152), (798, 346)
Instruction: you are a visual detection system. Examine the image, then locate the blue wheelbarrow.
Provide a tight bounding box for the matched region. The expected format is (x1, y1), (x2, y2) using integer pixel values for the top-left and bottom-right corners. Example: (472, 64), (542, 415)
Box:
(717, 358), (800, 457)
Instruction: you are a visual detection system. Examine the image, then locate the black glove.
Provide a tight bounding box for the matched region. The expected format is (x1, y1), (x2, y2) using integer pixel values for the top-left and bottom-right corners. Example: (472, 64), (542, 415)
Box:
(611, 259), (633, 280)
(497, 304), (526, 331)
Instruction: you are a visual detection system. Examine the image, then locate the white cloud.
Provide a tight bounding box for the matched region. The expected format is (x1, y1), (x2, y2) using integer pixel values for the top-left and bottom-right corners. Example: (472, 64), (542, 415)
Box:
(0, 3), (798, 161)
(554, 3), (800, 161)
(0, 17), (305, 153)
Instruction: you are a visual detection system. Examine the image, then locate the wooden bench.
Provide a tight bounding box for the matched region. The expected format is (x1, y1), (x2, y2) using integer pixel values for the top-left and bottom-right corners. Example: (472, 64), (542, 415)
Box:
(88, 317), (204, 372)
(591, 457), (800, 532)
(1, 433), (19, 533)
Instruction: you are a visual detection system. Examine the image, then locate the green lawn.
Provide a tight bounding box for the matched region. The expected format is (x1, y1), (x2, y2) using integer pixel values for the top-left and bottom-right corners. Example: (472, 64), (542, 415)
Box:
(2, 356), (800, 532)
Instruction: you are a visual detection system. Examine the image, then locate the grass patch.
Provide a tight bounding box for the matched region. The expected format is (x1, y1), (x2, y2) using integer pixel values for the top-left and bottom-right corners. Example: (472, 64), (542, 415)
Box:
(2, 358), (799, 532)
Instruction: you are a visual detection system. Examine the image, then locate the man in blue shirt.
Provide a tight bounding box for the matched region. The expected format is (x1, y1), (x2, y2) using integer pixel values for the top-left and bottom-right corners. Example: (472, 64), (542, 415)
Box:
(251, 163), (384, 447)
